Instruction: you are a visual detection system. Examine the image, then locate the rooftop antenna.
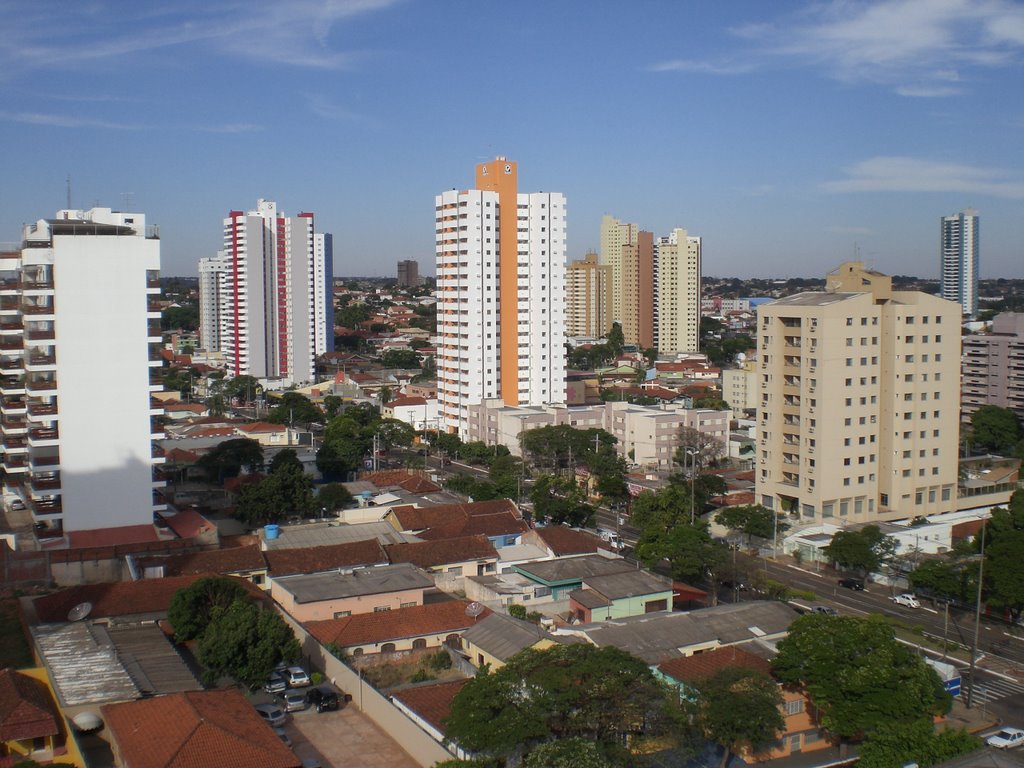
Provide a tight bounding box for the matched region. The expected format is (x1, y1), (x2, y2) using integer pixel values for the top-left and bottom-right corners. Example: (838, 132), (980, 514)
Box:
(121, 192), (135, 212)
(66, 175), (72, 210)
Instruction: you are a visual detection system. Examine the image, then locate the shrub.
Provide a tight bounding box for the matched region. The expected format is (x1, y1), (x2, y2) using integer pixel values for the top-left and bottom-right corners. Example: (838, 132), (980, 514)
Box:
(508, 604), (527, 620)
(410, 668), (436, 683)
(428, 650), (452, 671)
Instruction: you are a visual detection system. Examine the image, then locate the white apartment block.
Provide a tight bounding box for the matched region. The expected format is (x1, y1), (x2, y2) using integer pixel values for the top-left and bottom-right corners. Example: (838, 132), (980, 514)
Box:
(435, 159), (566, 437)
(197, 252), (226, 351)
(656, 228), (701, 355)
(201, 200), (333, 385)
(465, 399), (728, 471)
(756, 262), (962, 527)
(1, 208), (165, 540)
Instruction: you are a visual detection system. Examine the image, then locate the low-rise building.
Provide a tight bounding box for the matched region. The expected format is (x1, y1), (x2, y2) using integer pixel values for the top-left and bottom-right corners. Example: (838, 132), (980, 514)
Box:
(458, 612), (558, 670)
(568, 569), (674, 622)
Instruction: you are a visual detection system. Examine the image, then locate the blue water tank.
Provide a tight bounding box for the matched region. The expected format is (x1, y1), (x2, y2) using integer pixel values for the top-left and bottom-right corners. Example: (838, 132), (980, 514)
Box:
(265, 524), (280, 540)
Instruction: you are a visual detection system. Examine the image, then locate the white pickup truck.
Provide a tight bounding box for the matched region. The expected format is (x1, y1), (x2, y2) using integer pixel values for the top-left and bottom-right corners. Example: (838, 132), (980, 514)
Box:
(597, 529), (625, 551)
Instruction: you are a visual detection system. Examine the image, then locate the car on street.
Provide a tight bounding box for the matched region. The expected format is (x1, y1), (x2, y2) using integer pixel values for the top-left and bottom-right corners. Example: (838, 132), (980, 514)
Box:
(285, 666), (311, 687)
(838, 578), (865, 591)
(305, 686), (341, 713)
(986, 727), (1024, 750)
(254, 703), (287, 727)
(264, 672), (287, 695)
(891, 593), (920, 608)
(812, 606), (838, 616)
(281, 690), (309, 712)
(273, 727), (291, 748)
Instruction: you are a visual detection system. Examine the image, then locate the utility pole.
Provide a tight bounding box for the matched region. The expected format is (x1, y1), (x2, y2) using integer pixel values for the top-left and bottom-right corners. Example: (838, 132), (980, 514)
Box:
(966, 523), (987, 708)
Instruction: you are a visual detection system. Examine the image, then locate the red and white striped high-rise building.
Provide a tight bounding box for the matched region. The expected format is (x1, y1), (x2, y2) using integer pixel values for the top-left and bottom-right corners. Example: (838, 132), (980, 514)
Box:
(199, 200), (333, 384)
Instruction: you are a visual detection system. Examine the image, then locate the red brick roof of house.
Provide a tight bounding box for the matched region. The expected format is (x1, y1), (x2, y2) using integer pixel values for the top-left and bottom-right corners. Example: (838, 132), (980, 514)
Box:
(102, 688), (299, 768)
(417, 512), (528, 541)
(164, 447), (200, 464)
(155, 544), (266, 577)
(162, 509), (216, 540)
(398, 474), (442, 494)
(386, 395), (427, 408)
(165, 403), (208, 414)
(263, 539), (388, 577)
(362, 469), (439, 493)
(657, 645), (772, 684)
(33, 574), (261, 624)
(0, 668), (60, 742)
(389, 499), (518, 531)
(532, 526), (608, 556)
(235, 422), (285, 434)
(385, 535), (497, 568)
(307, 600), (490, 648)
(66, 524), (160, 549)
(391, 679), (468, 733)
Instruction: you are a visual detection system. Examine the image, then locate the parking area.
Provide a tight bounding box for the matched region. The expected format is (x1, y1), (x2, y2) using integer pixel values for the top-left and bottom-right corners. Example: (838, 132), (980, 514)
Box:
(282, 705), (421, 768)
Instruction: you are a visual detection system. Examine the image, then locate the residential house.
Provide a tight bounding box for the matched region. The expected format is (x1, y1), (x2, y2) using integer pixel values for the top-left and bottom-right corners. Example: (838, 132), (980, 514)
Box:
(458, 612), (558, 670)
(306, 599), (488, 657)
(384, 535), (498, 591)
(385, 500), (528, 548)
(271, 563), (434, 622)
(391, 679), (470, 760)
(382, 395), (439, 430)
(264, 539), (388, 579)
(233, 422), (295, 447)
(137, 543), (268, 587)
(568, 569), (674, 623)
(521, 527), (611, 559)
(657, 646), (832, 761)
(512, 554), (635, 602)
(0, 668), (69, 767)
(102, 688), (299, 768)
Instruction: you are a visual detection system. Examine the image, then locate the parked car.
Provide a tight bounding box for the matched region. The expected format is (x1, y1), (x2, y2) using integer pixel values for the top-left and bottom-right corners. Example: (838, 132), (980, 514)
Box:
(264, 672), (287, 695)
(285, 666), (311, 687)
(891, 593), (920, 609)
(301, 759), (322, 768)
(838, 578), (865, 591)
(254, 703), (287, 727)
(812, 606), (838, 616)
(305, 686), (341, 713)
(986, 727), (1024, 750)
(273, 727), (291, 748)
(281, 690), (309, 713)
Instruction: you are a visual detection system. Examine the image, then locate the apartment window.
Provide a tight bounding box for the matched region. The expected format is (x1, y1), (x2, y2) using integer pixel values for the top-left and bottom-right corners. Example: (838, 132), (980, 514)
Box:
(846, 338), (853, 347)
(859, 436), (867, 444)
(845, 398), (852, 407)
(902, 469), (912, 477)
(846, 317), (853, 326)
(906, 335), (915, 343)
(860, 357), (867, 365)
(906, 316), (915, 324)
(845, 378), (852, 386)
(844, 418), (852, 426)
(942, 488), (951, 501)
(936, 335), (942, 342)
(880, 493), (889, 506)
(840, 501), (849, 516)
(374, 606), (392, 613)
(846, 358), (853, 367)
(916, 492), (923, 504)
(844, 438), (851, 446)
(861, 317), (868, 326)
(785, 699), (805, 715)
(843, 478), (851, 486)
(906, 355), (915, 363)
(844, 458), (851, 466)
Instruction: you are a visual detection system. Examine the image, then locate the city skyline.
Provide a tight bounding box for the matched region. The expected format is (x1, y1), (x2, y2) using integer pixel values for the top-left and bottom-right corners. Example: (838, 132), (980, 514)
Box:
(2, 1), (1023, 278)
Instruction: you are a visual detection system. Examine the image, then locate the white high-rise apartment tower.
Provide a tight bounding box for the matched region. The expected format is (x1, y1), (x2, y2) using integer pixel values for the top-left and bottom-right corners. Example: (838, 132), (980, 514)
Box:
(939, 209), (979, 318)
(0, 208), (166, 543)
(435, 158), (567, 436)
(199, 200), (333, 384)
(656, 228), (701, 355)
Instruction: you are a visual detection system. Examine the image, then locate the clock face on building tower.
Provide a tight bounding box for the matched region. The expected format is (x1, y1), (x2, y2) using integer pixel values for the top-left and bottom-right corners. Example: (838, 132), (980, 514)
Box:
(504, 164), (512, 174)
(480, 165), (488, 175)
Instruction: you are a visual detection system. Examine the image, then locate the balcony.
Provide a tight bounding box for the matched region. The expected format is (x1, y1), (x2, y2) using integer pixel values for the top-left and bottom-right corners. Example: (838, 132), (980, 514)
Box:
(29, 453), (60, 469)
(0, 396), (26, 414)
(27, 426), (59, 446)
(27, 401), (57, 418)
(0, 321), (23, 334)
(29, 473), (61, 493)
(1, 454), (27, 473)
(1, 414), (27, 432)
(2, 435), (27, 452)
(24, 328), (54, 343)
(26, 375), (56, 393)
(25, 353), (56, 371)
(0, 358), (24, 375)
(31, 497), (62, 516)
(21, 302), (55, 317)
(151, 443), (166, 464)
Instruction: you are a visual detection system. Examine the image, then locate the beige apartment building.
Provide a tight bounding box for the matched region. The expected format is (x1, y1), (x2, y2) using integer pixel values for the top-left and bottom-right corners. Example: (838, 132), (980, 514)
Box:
(656, 228), (701, 355)
(756, 262), (962, 526)
(466, 399), (728, 470)
(599, 215), (639, 327)
(621, 231), (656, 350)
(962, 312), (1024, 422)
(566, 252), (613, 339)
(722, 360), (758, 418)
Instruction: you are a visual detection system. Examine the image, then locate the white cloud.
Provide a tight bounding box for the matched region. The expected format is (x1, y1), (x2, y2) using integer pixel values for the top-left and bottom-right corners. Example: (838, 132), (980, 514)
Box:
(648, 59), (754, 75)
(0, 111), (140, 129)
(823, 156), (1024, 198)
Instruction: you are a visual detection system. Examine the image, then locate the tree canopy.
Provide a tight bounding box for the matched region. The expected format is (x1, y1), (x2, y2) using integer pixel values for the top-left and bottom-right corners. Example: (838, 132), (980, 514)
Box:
(195, 599), (300, 686)
(772, 614), (950, 742)
(822, 524), (898, 577)
(695, 667), (785, 768)
(234, 459), (316, 526)
(197, 438), (264, 482)
(857, 719), (980, 768)
(444, 644), (686, 764)
(715, 505), (789, 545)
(969, 404), (1022, 453)
(168, 576), (249, 641)
(266, 392), (323, 425)
(380, 348), (422, 369)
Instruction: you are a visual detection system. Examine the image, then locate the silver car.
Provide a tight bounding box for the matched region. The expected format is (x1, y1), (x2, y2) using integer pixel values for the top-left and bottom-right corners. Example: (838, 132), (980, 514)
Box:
(254, 703), (287, 727)
(281, 690), (309, 713)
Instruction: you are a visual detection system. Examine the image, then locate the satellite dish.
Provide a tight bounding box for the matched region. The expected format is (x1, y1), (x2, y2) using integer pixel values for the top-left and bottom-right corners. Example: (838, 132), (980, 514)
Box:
(735, 352), (746, 362)
(465, 601), (484, 619)
(67, 602), (92, 622)
(71, 712), (103, 732)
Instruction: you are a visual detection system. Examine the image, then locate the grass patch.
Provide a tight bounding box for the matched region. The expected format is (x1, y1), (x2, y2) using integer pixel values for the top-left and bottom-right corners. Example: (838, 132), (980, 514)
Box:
(0, 598), (34, 669)
(883, 615), (972, 663)
(358, 649), (462, 691)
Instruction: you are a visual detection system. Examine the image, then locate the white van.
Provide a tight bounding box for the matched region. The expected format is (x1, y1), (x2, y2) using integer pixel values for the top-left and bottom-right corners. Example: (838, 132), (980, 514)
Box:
(597, 529), (624, 551)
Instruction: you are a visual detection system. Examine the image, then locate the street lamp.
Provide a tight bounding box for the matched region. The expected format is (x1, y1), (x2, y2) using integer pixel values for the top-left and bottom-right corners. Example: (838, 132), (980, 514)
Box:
(966, 523), (987, 709)
(684, 447), (698, 524)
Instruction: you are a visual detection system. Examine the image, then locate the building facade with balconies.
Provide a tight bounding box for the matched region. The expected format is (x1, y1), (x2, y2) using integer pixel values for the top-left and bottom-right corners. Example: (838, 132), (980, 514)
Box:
(0, 208), (165, 540)
(756, 262), (962, 526)
(961, 312), (1024, 422)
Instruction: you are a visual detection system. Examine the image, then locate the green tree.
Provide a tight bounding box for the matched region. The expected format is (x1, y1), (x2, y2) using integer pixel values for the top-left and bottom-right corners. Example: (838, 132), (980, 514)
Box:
(444, 644), (685, 763)
(530, 474), (594, 527)
(161, 304), (199, 331)
(696, 668), (785, 768)
(524, 738), (614, 768)
(715, 505), (789, 546)
(381, 348), (421, 369)
(221, 375), (261, 403)
(693, 396), (731, 411)
(378, 418), (415, 450)
(168, 576), (248, 641)
(635, 518), (726, 583)
(605, 322), (624, 356)
(772, 614), (950, 747)
(268, 448), (302, 475)
(909, 559), (975, 603)
(675, 426), (725, 472)
(196, 599), (300, 687)
(197, 438), (264, 482)
(969, 404), (1022, 453)
(986, 529), (1024, 623)
(266, 392), (323, 425)
(322, 395), (343, 419)
(235, 463), (316, 526)
(858, 719), (981, 768)
(822, 524), (898, 578)
(317, 483), (354, 512)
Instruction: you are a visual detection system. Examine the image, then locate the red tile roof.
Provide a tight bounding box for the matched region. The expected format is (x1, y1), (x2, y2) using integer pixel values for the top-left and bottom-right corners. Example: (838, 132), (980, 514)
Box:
(385, 535), (497, 568)
(389, 499), (518, 531)
(363, 469), (433, 490)
(387, 396), (427, 408)
(162, 509), (215, 539)
(235, 422), (285, 434)
(657, 645), (772, 684)
(391, 679), (468, 733)
(102, 688), (299, 768)
(264, 539), (388, 577)
(399, 474), (442, 494)
(0, 669), (60, 742)
(418, 511), (528, 541)
(33, 574), (261, 623)
(155, 545), (266, 577)
(165, 447), (200, 464)
(533, 526), (607, 556)
(66, 524), (160, 549)
(307, 600), (489, 647)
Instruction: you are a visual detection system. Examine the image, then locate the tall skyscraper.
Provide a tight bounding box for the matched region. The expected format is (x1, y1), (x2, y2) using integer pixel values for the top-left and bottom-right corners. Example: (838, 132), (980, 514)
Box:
(199, 200), (332, 384)
(1, 207), (165, 542)
(397, 259), (420, 287)
(435, 158), (566, 436)
(599, 214), (638, 326)
(940, 208), (979, 318)
(656, 228), (702, 355)
(756, 262), (961, 526)
(620, 231), (656, 351)
(565, 252), (612, 339)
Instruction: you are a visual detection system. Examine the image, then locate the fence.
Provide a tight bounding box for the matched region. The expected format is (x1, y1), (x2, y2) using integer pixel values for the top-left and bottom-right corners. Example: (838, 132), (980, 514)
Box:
(279, 612), (455, 767)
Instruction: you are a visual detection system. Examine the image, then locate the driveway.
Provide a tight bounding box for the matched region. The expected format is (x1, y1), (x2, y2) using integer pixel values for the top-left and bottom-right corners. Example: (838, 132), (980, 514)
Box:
(283, 705), (421, 768)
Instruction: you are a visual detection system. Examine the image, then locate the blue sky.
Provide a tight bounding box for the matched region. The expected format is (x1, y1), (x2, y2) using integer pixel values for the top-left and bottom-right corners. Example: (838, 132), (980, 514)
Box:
(1, 0), (1022, 278)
